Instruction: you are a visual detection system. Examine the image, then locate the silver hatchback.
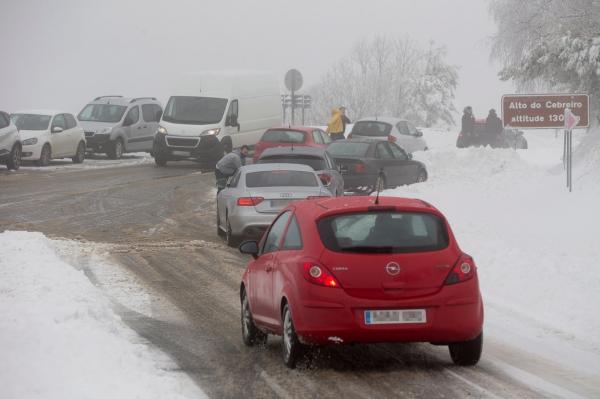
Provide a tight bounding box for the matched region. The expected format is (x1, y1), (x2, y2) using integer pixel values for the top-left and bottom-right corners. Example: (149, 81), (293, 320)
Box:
(216, 163), (332, 246)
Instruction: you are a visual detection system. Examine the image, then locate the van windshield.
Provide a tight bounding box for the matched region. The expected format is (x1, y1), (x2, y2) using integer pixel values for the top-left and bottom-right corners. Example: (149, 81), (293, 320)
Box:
(78, 104), (127, 123)
(163, 96), (228, 125)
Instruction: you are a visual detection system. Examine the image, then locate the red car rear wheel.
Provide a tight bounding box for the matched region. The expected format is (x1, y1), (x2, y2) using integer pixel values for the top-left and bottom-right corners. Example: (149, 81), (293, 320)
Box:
(449, 333), (483, 366)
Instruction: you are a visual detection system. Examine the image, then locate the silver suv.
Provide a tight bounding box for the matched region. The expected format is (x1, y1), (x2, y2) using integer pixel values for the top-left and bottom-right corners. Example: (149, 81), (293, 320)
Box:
(0, 110), (21, 170)
(77, 96), (163, 159)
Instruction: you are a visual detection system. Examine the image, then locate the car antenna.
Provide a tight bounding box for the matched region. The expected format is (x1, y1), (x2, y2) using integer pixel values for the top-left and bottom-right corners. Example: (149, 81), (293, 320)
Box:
(374, 168), (384, 205)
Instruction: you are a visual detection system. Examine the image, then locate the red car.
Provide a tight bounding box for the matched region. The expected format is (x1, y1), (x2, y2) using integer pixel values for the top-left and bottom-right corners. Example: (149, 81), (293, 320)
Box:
(239, 196), (484, 368)
(252, 126), (331, 163)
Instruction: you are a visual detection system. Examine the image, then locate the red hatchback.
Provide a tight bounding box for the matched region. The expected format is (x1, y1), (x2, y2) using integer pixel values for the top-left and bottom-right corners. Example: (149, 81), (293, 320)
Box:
(252, 126), (332, 163)
(239, 196), (484, 368)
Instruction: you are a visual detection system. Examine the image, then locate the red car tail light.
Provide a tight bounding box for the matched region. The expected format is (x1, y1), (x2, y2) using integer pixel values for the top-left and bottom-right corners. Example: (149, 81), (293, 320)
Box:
(354, 163), (366, 173)
(237, 197), (264, 206)
(302, 261), (340, 288)
(444, 255), (476, 285)
(388, 135), (397, 143)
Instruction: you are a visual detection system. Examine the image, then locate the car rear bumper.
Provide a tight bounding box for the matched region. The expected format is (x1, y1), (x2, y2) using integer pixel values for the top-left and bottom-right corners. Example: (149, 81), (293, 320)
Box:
(291, 280), (484, 345)
(153, 134), (223, 166)
(229, 210), (277, 238)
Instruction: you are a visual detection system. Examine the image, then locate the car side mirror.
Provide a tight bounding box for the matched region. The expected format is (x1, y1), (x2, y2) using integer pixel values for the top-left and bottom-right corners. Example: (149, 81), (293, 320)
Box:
(156, 110), (163, 121)
(239, 240), (259, 259)
(408, 153), (413, 159)
(123, 117), (134, 127)
(416, 130), (423, 137)
(52, 126), (63, 133)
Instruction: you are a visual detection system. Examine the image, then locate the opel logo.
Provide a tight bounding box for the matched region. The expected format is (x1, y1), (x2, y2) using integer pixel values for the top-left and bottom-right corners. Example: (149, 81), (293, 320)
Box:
(385, 262), (401, 276)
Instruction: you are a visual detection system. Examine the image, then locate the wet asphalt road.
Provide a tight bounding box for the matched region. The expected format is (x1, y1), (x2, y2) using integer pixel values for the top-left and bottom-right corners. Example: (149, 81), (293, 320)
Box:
(1, 160), (598, 399)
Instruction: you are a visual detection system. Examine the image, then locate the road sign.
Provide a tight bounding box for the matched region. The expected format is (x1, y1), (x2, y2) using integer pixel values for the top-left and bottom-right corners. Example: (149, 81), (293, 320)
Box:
(564, 108), (580, 130)
(501, 94), (589, 129)
(284, 69), (303, 92)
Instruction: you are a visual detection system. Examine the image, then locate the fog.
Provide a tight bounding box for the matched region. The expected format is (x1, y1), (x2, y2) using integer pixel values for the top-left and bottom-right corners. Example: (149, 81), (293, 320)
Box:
(1, 0), (513, 122)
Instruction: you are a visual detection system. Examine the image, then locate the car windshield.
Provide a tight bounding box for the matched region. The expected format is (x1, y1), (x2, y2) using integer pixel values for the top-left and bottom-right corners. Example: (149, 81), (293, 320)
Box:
(77, 104), (127, 123)
(327, 142), (370, 157)
(258, 155), (326, 171)
(351, 121), (392, 137)
(261, 129), (306, 143)
(317, 211), (449, 253)
(245, 170), (318, 187)
(11, 114), (52, 131)
(162, 96), (228, 125)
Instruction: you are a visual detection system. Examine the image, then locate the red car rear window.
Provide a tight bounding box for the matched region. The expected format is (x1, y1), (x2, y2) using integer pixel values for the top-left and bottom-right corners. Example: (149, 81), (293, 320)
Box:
(262, 130), (306, 143)
(317, 211), (449, 253)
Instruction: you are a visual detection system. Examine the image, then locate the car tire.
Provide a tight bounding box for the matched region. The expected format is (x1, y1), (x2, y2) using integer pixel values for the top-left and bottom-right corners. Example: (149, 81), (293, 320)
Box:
(154, 153), (168, 167)
(37, 144), (51, 167)
(225, 214), (238, 247)
(6, 143), (21, 170)
(72, 141), (86, 164)
(107, 138), (124, 160)
(449, 333), (483, 366)
(241, 288), (267, 347)
(416, 169), (428, 183)
(282, 303), (305, 369)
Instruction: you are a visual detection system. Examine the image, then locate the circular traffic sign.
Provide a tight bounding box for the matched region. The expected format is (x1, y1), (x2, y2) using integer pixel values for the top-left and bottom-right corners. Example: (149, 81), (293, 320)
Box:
(284, 69), (303, 92)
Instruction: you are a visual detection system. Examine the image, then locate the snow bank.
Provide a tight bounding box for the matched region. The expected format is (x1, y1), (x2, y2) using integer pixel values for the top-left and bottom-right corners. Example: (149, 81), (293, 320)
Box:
(386, 130), (600, 357)
(0, 231), (205, 399)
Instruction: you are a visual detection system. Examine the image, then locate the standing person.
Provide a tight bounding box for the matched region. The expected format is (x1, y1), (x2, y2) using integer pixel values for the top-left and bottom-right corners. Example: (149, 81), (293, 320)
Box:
(459, 106), (475, 147)
(326, 107), (345, 141)
(484, 109), (503, 147)
(215, 145), (249, 192)
(340, 106), (351, 134)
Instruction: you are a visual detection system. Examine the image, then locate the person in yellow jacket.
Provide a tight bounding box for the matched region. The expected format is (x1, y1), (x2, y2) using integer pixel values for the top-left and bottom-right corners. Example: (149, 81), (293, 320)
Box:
(326, 107), (345, 140)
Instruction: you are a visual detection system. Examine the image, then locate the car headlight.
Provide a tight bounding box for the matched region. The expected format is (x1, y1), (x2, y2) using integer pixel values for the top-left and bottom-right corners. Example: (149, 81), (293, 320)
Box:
(22, 137), (38, 146)
(157, 126), (168, 135)
(200, 128), (220, 136)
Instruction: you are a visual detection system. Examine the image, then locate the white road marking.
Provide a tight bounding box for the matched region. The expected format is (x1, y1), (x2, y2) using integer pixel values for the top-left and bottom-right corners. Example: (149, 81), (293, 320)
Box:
(445, 369), (506, 399)
(259, 370), (293, 399)
(487, 357), (589, 399)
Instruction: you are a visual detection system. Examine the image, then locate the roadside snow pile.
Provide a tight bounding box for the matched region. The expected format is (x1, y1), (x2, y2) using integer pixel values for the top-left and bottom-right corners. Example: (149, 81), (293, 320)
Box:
(0, 231), (205, 399)
(386, 132), (600, 357)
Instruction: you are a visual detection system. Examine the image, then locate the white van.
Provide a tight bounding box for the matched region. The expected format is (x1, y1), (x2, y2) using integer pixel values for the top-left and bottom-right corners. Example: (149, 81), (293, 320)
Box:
(153, 71), (281, 167)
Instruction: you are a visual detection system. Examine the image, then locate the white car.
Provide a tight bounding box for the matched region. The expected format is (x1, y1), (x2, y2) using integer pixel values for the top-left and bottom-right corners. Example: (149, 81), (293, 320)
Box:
(348, 117), (428, 153)
(11, 110), (86, 166)
(0, 110), (21, 170)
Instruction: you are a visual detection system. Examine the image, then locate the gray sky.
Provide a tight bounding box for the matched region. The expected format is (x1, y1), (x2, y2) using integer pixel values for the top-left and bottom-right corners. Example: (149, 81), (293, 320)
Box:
(1, 0), (513, 122)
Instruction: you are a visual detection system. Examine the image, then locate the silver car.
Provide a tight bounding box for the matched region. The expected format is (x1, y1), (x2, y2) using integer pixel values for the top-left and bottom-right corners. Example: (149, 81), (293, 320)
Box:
(216, 163), (332, 246)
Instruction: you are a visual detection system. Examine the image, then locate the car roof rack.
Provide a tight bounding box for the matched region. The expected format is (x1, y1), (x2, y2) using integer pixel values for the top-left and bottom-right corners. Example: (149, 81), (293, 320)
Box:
(94, 95), (123, 101)
(130, 97), (157, 103)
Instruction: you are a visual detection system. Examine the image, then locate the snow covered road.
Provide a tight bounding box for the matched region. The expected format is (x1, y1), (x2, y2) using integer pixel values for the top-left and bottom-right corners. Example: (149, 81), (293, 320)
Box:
(1, 131), (599, 398)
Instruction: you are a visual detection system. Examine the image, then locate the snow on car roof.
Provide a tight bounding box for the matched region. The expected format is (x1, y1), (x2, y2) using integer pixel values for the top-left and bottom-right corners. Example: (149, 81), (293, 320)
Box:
(355, 116), (408, 124)
(239, 163), (316, 173)
(12, 109), (64, 116)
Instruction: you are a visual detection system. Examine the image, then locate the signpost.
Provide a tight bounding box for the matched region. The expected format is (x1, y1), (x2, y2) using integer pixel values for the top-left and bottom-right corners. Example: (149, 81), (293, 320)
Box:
(284, 69), (303, 125)
(501, 93), (589, 192)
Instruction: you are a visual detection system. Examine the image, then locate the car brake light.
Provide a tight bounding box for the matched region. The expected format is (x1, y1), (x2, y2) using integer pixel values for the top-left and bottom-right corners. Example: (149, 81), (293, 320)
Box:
(388, 135), (397, 143)
(354, 163), (365, 173)
(237, 197), (264, 206)
(302, 261), (340, 288)
(444, 255), (476, 285)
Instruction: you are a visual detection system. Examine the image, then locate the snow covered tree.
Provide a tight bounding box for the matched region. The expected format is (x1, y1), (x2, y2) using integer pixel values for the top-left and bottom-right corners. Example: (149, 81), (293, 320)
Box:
(309, 36), (458, 127)
(489, 0), (600, 180)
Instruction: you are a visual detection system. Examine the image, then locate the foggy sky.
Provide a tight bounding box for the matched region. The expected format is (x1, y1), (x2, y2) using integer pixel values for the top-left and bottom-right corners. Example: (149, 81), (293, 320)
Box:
(1, 0), (513, 123)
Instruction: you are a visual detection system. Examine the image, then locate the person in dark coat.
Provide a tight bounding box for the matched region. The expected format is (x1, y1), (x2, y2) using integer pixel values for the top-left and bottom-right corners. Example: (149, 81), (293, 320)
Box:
(484, 109), (504, 147)
(340, 106), (351, 134)
(215, 145), (249, 192)
(461, 106), (475, 136)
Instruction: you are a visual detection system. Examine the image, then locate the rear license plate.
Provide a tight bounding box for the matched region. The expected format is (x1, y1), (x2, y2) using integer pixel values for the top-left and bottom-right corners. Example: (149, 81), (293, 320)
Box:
(172, 150), (190, 157)
(364, 309), (426, 325)
(270, 199), (290, 207)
